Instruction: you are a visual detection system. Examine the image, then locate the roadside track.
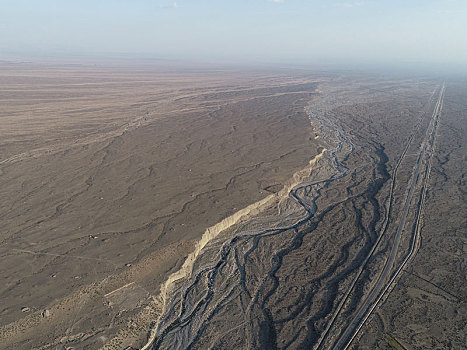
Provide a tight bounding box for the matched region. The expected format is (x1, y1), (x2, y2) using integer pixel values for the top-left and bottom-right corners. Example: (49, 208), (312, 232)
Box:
(332, 83), (445, 350)
(313, 85), (439, 350)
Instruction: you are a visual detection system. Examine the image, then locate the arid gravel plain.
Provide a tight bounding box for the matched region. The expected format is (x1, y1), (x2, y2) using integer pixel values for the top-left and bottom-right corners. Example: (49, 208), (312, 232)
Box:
(0, 63), (465, 350)
(0, 63), (321, 349)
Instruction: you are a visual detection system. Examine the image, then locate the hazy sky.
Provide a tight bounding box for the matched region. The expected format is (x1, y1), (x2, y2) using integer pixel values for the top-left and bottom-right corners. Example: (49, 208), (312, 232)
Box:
(1, 0), (466, 67)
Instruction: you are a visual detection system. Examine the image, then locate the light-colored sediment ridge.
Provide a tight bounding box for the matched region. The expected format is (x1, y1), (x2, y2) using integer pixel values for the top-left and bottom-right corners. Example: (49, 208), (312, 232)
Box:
(141, 146), (326, 350)
(159, 148), (326, 307)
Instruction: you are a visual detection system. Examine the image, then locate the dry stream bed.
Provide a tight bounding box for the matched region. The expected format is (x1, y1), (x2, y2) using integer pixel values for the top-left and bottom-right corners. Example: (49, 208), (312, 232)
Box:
(0, 65), (465, 350)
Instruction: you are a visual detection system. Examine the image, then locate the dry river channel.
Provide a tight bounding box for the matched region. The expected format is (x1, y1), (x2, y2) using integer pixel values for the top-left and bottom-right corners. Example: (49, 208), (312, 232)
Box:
(144, 80), (444, 350)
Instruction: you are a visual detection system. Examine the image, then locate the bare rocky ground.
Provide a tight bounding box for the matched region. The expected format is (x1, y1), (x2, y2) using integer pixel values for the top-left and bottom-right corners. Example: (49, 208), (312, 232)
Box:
(146, 77), (466, 350)
(356, 82), (466, 350)
(1, 64), (465, 350)
(0, 64), (321, 349)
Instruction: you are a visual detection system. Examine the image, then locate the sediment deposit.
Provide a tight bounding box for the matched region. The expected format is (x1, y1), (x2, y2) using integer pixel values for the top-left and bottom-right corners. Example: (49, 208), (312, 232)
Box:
(1, 64), (464, 349)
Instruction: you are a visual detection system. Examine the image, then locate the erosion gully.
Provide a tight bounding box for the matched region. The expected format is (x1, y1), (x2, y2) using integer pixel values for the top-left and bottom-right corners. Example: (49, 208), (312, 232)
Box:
(144, 83), (441, 350)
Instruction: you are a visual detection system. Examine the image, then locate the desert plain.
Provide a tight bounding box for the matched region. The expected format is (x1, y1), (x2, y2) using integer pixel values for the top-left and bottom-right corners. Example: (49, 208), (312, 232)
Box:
(0, 63), (465, 350)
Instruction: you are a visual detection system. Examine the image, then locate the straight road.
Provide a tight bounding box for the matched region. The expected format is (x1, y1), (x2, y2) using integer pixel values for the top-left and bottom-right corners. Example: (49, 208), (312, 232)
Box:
(331, 83), (445, 349)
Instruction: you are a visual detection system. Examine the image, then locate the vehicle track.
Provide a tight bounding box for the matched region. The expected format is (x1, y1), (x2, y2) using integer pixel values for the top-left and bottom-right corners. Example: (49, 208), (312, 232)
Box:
(332, 83), (445, 350)
(146, 92), (397, 349)
(142, 83), (440, 350)
(313, 84), (440, 350)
